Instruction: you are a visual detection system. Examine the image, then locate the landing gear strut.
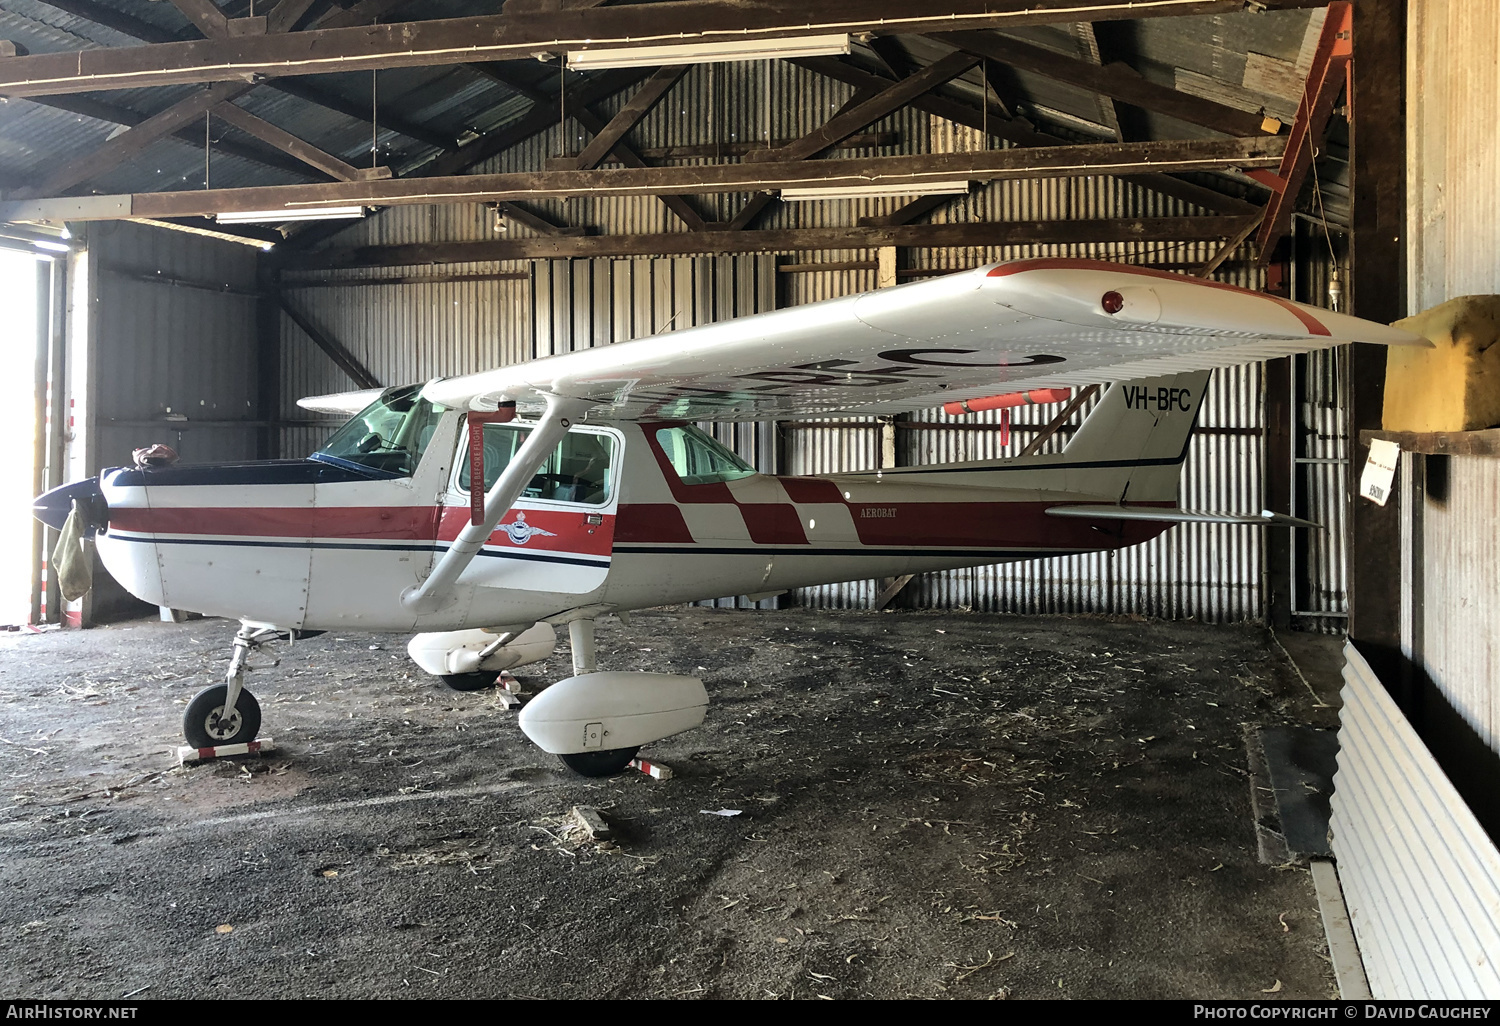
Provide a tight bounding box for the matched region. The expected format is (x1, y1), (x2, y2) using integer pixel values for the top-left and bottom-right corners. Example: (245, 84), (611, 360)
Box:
(182, 623), (278, 748)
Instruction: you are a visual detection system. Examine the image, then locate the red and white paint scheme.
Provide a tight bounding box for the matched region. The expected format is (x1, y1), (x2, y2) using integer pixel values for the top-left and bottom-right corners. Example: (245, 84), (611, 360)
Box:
(35, 259), (1427, 776)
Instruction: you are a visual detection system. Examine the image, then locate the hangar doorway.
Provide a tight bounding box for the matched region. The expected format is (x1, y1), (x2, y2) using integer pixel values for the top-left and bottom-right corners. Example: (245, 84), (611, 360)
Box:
(0, 248), (40, 627)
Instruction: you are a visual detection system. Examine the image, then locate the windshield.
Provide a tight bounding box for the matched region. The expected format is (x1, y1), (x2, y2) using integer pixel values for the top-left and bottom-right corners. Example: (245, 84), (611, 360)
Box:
(311, 384), (445, 477)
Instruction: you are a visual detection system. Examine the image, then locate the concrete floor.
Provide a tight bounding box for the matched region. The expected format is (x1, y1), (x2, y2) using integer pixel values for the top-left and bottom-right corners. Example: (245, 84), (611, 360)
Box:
(0, 609), (1344, 999)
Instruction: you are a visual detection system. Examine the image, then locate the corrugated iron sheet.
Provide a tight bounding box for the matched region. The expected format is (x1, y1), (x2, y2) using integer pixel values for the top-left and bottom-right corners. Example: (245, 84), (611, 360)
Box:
(87, 220), (261, 468)
(1330, 643), (1500, 998)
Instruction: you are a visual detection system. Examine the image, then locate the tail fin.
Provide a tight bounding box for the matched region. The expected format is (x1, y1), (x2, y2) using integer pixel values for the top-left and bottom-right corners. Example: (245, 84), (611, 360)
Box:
(1061, 370), (1210, 503)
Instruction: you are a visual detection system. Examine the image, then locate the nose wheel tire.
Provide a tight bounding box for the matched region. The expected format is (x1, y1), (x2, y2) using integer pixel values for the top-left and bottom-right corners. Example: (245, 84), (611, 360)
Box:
(440, 670), (501, 692)
(558, 746), (640, 778)
(183, 684), (262, 749)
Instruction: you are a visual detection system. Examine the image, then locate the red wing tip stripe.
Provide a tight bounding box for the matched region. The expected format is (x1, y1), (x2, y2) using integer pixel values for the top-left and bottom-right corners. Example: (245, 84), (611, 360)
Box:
(986, 258), (1330, 337)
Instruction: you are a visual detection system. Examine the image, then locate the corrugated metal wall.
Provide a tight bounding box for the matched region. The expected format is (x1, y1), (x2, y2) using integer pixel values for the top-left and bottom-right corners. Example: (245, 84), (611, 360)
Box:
(1330, 644), (1500, 999)
(1403, 0), (1500, 754)
(1324, 2), (1500, 1002)
(87, 220), (261, 469)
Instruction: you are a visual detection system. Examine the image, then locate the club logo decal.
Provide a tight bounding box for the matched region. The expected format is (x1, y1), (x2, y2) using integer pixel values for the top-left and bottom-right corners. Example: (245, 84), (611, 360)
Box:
(499, 512), (557, 545)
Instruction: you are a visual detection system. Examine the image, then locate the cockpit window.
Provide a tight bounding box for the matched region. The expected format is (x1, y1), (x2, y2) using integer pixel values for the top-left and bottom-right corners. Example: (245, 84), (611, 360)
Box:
(310, 384), (445, 477)
(654, 425), (757, 485)
(459, 424), (615, 505)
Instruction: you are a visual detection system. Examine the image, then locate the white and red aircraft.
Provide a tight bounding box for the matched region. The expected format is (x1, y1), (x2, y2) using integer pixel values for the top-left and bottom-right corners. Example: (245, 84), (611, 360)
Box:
(33, 258), (1424, 775)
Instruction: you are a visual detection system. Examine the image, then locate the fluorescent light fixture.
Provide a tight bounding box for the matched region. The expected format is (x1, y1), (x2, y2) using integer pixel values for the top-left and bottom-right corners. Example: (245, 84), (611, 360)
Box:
(780, 180), (972, 201)
(567, 33), (850, 70)
(217, 206), (366, 225)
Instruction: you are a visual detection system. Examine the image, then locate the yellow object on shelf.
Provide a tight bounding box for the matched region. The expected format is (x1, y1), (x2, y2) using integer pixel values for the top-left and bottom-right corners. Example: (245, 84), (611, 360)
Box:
(1383, 295), (1500, 433)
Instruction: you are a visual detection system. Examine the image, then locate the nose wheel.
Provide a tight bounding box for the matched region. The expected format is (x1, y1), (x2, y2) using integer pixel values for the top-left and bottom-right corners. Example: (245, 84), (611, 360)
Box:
(183, 684), (262, 748)
(183, 623), (279, 749)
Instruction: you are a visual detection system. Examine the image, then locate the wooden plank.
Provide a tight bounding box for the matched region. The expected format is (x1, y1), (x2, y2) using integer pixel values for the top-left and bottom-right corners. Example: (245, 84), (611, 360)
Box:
(567, 66), (687, 171)
(938, 30), (1275, 138)
(0, 0), (1335, 97)
(632, 133), (897, 161)
(570, 105), (710, 232)
(282, 216), (1250, 269)
(858, 192), (963, 227)
(5, 137), (1284, 221)
(1359, 429), (1500, 458)
(777, 260), (879, 273)
(874, 574), (915, 611)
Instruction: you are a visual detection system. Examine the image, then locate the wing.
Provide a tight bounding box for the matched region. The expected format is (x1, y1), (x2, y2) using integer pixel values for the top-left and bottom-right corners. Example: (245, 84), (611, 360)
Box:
(420, 258), (1427, 422)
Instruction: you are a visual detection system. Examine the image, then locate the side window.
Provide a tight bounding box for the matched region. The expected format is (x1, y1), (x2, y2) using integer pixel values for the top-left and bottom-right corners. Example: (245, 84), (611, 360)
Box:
(654, 425), (757, 485)
(458, 424), (615, 505)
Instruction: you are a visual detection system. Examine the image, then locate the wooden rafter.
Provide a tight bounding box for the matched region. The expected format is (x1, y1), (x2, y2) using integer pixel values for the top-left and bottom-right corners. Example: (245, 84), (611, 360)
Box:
(0, 0), (1336, 97)
(748, 51), (979, 163)
(12, 82), (253, 199)
(935, 31), (1276, 138)
(284, 216), (1256, 269)
(211, 102), (393, 182)
(792, 54), (1260, 217)
(1, 137), (1285, 222)
(29, 0), (452, 152)
(565, 66), (688, 172)
(25, 94), (322, 180)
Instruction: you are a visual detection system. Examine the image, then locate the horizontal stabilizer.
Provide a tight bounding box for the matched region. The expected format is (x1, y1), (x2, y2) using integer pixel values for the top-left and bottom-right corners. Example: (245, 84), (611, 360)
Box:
(1045, 505), (1321, 529)
(297, 388), (384, 416)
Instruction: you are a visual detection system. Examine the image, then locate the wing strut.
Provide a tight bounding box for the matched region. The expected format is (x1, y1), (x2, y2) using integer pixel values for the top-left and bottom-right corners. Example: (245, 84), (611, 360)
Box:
(402, 393), (592, 614)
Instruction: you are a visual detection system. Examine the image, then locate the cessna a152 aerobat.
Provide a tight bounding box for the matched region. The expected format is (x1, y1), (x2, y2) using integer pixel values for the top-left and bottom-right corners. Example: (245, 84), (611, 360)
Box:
(33, 258), (1425, 775)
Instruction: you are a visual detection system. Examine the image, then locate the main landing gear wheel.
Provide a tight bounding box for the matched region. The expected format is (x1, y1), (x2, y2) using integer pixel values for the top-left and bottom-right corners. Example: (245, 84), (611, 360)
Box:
(558, 746), (640, 778)
(440, 670), (501, 692)
(183, 684), (262, 748)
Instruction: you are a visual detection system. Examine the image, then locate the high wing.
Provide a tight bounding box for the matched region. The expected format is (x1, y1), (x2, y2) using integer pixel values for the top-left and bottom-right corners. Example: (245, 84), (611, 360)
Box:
(420, 258), (1428, 421)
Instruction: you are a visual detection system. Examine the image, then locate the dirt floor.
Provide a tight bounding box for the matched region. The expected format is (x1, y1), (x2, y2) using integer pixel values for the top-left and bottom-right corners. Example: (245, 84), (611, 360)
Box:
(0, 608), (1343, 1000)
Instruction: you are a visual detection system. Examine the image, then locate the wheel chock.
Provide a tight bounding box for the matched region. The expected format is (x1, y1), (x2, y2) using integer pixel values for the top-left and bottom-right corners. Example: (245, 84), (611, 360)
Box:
(176, 737), (277, 766)
(496, 670), (522, 709)
(629, 757), (673, 781)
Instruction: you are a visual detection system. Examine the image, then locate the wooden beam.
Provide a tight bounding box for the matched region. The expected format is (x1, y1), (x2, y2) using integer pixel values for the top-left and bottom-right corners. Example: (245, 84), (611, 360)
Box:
(857, 191), (964, 227)
(283, 216), (1252, 269)
(420, 68), (650, 179)
(30, 0), (452, 151)
(1255, 2), (1354, 260)
(265, 0), (320, 34)
(276, 293), (381, 389)
(494, 201), (584, 236)
(630, 133), (898, 161)
(748, 51), (979, 163)
(1072, 22), (1124, 142)
(723, 192), (778, 232)
(936, 31), (1275, 138)
(25, 94), (323, 181)
(792, 55), (1261, 217)
(566, 66), (687, 171)
(0, 0), (1334, 97)
(1196, 206), (1264, 277)
(213, 102), (391, 182)
(13, 82), (253, 199)
(167, 0), (230, 38)
(3, 137), (1283, 222)
(570, 105), (710, 232)
(280, 270), (531, 288)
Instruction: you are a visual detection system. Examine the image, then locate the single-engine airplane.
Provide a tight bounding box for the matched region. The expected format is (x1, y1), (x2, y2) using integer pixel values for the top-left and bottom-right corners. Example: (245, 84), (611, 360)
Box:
(33, 259), (1425, 776)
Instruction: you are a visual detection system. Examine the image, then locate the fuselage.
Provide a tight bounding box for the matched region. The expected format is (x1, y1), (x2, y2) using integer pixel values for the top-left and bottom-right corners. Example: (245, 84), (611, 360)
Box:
(87, 410), (1169, 632)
